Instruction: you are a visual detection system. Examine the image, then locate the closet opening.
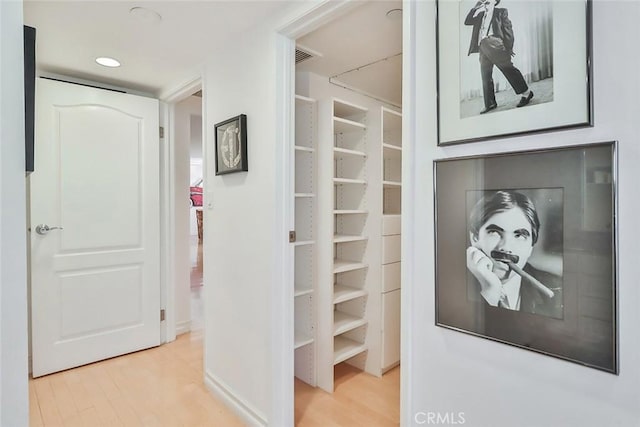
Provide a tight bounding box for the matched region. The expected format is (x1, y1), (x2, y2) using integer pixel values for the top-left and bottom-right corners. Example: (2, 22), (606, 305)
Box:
(291, 1), (403, 424)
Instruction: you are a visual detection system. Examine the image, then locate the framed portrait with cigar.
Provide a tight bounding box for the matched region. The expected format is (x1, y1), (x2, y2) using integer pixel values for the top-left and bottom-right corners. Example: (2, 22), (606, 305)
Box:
(434, 142), (618, 373)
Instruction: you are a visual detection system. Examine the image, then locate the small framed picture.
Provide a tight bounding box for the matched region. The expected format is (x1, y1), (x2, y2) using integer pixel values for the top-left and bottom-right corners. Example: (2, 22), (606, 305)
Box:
(434, 142), (617, 373)
(436, 0), (593, 145)
(215, 114), (248, 175)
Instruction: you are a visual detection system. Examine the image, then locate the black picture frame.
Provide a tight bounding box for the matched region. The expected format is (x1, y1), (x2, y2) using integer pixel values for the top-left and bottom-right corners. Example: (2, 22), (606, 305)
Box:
(434, 142), (618, 373)
(436, 0), (593, 145)
(215, 114), (248, 175)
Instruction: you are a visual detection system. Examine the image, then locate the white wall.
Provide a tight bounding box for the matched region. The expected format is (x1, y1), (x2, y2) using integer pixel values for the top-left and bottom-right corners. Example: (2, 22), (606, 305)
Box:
(174, 95), (202, 334)
(0, 0), (29, 425)
(405, 1), (640, 426)
(200, 2), (324, 424)
(202, 29), (276, 426)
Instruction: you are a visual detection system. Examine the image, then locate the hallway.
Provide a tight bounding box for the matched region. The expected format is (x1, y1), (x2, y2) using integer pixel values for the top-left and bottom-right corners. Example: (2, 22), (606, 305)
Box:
(29, 332), (243, 426)
(29, 235), (400, 426)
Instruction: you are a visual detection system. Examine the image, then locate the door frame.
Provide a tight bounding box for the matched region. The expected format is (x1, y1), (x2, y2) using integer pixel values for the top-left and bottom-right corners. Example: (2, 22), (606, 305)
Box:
(272, 2), (367, 425)
(159, 75), (204, 343)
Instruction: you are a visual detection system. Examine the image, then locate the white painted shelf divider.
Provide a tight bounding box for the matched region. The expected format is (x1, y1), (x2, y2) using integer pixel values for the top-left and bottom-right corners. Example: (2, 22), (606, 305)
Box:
(295, 331), (314, 350)
(333, 259), (368, 274)
(295, 145), (315, 153)
(333, 311), (368, 336)
(294, 287), (314, 298)
(333, 209), (368, 215)
(333, 177), (367, 185)
(333, 336), (367, 365)
(333, 284), (367, 304)
(333, 234), (368, 243)
(334, 147), (367, 158)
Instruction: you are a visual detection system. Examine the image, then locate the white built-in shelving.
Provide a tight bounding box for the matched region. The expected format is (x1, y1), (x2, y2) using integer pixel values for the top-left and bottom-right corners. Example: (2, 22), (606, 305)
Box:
(322, 98), (372, 391)
(381, 107), (402, 372)
(293, 94), (317, 386)
(295, 84), (402, 394)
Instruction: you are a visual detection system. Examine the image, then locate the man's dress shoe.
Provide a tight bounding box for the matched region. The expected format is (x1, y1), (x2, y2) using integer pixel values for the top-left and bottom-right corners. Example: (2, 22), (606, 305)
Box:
(517, 91), (534, 107)
(480, 104), (497, 114)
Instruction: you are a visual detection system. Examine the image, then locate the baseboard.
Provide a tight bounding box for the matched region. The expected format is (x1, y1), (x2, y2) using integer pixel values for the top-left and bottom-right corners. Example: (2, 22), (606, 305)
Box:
(382, 361), (400, 374)
(204, 370), (267, 427)
(175, 320), (191, 336)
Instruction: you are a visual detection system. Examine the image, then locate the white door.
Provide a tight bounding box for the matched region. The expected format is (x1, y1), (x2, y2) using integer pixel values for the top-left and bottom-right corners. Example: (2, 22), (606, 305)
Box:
(30, 78), (161, 377)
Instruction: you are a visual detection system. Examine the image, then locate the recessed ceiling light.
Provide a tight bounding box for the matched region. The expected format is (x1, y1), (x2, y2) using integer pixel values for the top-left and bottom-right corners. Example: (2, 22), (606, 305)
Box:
(129, 7), (162, 23)
(95, 57), (121, 68)
(386, 8), (403, 21)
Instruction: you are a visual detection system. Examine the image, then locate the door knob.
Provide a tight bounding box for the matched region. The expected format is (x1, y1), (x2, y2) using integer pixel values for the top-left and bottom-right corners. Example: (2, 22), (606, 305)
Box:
(35, 224), (64, 235)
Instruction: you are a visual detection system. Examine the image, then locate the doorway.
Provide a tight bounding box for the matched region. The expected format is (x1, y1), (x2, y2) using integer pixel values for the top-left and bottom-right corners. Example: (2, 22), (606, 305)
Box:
(286, 1), (403, 424)
(171, 89), (205, 335)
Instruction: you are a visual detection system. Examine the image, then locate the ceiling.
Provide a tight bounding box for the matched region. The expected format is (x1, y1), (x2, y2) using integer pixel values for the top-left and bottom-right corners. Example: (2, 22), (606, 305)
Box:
(23, 1), (291, 96)
(23, 1), (403, 101)
(295, 0), (402, 106)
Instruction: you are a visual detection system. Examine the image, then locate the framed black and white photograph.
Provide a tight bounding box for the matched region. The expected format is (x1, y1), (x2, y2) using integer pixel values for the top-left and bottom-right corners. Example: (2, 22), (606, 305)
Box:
(434, 142), (617, 373)
(436, 0), (592, 145)
(215, 114), (248, 175)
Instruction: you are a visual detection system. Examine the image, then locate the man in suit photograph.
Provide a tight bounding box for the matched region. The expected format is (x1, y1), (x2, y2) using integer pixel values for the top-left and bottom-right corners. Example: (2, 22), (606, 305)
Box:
(464, 0), (534, 114)
(466, 190), (562, 318)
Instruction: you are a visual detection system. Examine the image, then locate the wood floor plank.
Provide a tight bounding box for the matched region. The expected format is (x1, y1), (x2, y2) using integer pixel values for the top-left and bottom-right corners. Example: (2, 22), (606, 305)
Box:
(49, 374), (81, 421)
(28, 381), (44, 427)
(109, 395), (142, 425)
(295, 363), (400, 427)
(94, 365), (122, 401)
(33, 377), (64, 426)
(79, 407), (103, 427)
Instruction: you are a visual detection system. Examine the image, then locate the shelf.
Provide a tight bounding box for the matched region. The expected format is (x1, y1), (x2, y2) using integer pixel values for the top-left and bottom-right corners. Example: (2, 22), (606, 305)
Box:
(382, 111), (402, 131)
(334, 147), (366, 158)
(334, 117), (366, 134)
(295, 145), (315, 153)
(295, 332), (314, 350)
(333, 177), (367, 186)
(382, 143), (402, 151)
(333, 259), (368, 274)
(333, 234), (368, 244)
(295, 193), (315, 198)
(334, 336), (367, 365)
(383, 215), (401, 236)
(294, 240), (315, 247)
(333, 209), (368, 215)
(334, 99), (368, 118)
(333, 311), (367, 336)
(333, 284), (367, 304)
(383, 144), (402, 160)
(383, 180), (401, 188)
(295, 94), (316, 104)
(295, 287), (314, 298)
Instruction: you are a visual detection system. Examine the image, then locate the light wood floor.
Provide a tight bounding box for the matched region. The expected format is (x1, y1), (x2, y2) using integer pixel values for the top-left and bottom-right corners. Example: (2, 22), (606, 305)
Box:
(295, 363), (400, 426)
(30, 332), (400, 426)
